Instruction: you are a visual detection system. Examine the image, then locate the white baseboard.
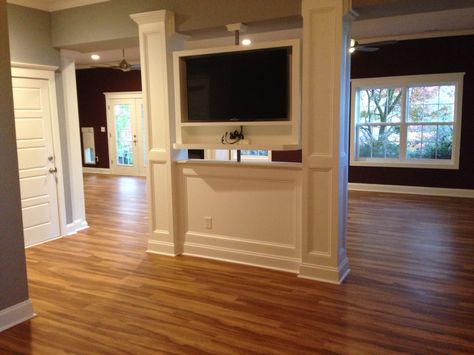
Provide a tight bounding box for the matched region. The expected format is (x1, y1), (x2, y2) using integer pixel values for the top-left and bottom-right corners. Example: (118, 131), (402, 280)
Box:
(298, 257), (350, 285)
(66, 219), (89, 236)
(348, 183), (474, 199)
(82, 167), (111, 174)
(183, 242), (301, 273)
(0, 299), (35, 332)
(147, 240), (180, 256)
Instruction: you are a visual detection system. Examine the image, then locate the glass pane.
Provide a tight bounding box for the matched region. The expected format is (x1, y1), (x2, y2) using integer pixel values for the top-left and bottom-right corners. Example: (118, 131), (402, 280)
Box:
(114, 104), (134, 166)
(408, 85), (455, 123)
(407, 124), (453, 160)
(437, 125), (453, 160)
(241, 150), (269, 158)
(357, 124), (400, 159)
(358, 88), (402, 124)
(407, 125), (422, 159)
(420, 125), (437, 159)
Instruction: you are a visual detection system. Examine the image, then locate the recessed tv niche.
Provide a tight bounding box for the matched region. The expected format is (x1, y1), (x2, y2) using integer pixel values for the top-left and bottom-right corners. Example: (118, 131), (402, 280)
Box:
(173, 40), (301, 149)
(175, 41), (299, 123)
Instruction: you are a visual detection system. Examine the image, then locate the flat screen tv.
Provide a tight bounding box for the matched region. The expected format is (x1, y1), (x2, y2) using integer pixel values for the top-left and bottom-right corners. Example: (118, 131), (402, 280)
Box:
(182, 47), (290, 122)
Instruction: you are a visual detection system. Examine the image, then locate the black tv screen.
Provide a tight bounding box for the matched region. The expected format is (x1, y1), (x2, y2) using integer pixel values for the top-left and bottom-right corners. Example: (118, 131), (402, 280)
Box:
(185, 47), (290, 122)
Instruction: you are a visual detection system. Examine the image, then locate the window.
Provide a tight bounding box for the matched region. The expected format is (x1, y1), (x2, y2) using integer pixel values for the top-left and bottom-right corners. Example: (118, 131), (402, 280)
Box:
(350, 73), (464, 169)
(205, 149), (272, 162)
(240, 150), (271, 162)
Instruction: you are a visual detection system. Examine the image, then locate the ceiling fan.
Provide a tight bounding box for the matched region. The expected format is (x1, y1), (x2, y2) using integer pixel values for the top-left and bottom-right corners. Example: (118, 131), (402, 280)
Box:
(96, 48), (140, 72)
(349, 39), (398, 53)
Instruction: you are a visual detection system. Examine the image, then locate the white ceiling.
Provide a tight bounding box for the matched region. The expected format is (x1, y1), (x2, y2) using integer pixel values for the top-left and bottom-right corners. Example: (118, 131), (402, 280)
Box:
(7, 0), (110, 12)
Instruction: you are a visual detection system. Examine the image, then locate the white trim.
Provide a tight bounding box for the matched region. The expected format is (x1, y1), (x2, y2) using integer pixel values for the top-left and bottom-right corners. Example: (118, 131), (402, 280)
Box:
(0, 300), (35, 333)
(10, 61), (58, 72)
(66, 219), (89, 235)
(103, 91), (142, 99)
(25, 235), (63, 248)
(82, 167), (111, 174)
(183, 243), (301, 274)
(60, 50), (88, 239)
(350, 73), (464, 169)
(7, 0), (110, 12)
(348, 183), (474, 199)
(298, 258), (351, 285)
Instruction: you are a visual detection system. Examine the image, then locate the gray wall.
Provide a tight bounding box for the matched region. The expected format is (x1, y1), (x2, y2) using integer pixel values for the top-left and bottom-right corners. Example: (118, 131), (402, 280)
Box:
(7, 4), (73, 224)
(52, 0), (301, 50)
(0, 0), (30, 311)
(7, 3), (59, 66)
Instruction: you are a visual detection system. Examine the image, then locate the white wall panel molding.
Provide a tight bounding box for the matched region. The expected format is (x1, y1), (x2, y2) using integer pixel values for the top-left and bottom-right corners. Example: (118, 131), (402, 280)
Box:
(177, 163), (302, 271)
(300, 0), (354, 283)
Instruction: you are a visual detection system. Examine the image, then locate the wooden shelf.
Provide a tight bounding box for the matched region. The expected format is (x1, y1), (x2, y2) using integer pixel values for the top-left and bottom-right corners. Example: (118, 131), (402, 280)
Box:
(173, 143), (301, 150)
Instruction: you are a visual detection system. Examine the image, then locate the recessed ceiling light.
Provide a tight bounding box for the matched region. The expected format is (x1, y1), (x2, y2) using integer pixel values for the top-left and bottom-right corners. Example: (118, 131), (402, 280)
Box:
(91, 54), (100, 61)
(241, 39), (251, 46)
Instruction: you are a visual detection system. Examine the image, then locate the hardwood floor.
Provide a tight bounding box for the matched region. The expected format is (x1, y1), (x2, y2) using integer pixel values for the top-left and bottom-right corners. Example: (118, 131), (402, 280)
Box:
(1, 174), (473, 354)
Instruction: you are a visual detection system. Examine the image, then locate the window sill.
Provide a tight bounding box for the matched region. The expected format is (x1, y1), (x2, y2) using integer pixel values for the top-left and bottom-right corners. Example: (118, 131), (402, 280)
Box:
(350, 159), (459, 170)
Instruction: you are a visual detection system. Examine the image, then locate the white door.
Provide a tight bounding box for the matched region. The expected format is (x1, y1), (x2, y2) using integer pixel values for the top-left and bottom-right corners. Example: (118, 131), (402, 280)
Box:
(106, 93), (146, 176)
(12, 77), (60, 246)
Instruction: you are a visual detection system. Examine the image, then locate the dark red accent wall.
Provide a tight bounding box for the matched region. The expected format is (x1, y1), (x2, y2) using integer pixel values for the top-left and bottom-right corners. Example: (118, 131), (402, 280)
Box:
(76, 68), (142, 169)
(350, 35), (474, 189)
(273, 35), (474, 189)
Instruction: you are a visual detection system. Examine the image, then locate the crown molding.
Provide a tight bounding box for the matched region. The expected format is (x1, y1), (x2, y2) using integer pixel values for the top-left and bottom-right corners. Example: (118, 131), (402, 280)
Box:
(7, 0), (110, 12)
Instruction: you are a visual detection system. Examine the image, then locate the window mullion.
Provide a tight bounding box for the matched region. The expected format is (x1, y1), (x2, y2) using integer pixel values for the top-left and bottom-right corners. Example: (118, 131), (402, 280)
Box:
(399, 86), (408, 162)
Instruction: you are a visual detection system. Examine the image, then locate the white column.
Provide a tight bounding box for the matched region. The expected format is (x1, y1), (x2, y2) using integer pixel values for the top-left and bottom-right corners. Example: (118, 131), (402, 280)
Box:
(60, 49), (88, 233)
(299, 0), (356, 283)
(131, 11), (187, 255)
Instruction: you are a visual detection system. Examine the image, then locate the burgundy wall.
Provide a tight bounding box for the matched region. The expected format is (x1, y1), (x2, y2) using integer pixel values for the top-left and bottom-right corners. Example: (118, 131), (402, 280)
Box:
(76, 68), (142, 169)
(274, 35), (474, 189)
(350, 35), (474, 189)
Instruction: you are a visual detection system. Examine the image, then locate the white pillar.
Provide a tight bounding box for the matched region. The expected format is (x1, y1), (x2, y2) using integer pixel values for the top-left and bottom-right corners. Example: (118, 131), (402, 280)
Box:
(131, 11), (187, 255)
(299, 0), (356, 283)
(60, 49), (88, 234)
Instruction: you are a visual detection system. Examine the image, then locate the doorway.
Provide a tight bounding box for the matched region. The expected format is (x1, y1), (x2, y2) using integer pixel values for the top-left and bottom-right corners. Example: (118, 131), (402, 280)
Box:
(105, 92), (146, 176)
(11, 67), (66, 246)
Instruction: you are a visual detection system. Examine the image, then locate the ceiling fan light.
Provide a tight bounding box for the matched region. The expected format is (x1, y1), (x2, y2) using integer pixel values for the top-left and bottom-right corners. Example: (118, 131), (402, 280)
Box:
(349, 47), (356, 54)
(350, 38), (356, 47)
(91, 54), (100, 60)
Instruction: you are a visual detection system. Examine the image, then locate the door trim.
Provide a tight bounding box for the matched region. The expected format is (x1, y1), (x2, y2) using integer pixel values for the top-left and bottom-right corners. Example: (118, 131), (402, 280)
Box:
(11, 65), (67, 239)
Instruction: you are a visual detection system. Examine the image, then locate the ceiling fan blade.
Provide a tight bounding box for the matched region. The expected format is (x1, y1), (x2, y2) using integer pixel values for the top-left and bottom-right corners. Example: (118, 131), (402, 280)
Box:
(130, 64), (141, 70)
(356, 46), (379, 52)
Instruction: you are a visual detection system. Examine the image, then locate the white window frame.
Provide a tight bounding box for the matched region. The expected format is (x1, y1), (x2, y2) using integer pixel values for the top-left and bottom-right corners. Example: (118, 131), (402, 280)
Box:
(350, 73), (464, 169)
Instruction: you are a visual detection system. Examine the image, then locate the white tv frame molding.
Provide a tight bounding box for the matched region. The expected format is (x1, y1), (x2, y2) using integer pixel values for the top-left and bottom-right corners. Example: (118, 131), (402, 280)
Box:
(173, 39), (301, 150)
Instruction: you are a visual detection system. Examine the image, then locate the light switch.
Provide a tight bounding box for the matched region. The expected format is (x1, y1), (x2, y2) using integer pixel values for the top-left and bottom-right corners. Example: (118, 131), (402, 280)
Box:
(100, 127), (106, 132)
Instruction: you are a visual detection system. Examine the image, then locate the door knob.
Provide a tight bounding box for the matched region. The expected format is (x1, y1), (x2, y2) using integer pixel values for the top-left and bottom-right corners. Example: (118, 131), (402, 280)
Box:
(49, 167), (58, 173)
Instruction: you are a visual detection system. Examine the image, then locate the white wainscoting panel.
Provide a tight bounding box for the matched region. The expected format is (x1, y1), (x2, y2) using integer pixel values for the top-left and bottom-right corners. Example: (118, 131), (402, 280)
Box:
(177, 162), (302, 272)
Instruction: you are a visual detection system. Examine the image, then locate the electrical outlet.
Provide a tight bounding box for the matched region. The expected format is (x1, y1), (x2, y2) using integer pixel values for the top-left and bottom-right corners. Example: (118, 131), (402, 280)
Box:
(204, 216), (212, 229)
